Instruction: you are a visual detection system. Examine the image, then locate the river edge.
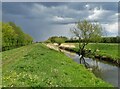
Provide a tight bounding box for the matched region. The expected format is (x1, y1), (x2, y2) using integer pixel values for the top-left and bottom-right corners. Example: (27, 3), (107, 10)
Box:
(59, 46), (120, 67)
(44, 43), (119, 67)
(65, 52), (119, 87)
(44, 43), (118, 87)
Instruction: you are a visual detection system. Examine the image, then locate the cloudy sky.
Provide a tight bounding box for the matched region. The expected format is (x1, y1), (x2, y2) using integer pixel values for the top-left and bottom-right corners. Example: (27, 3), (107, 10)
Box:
(2, 2), (118, 41)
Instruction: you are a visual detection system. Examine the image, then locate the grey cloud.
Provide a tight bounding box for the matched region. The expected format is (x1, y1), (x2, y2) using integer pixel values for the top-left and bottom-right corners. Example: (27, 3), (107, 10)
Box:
(2, 3), (32, 15)
(2, 2), (118, 41)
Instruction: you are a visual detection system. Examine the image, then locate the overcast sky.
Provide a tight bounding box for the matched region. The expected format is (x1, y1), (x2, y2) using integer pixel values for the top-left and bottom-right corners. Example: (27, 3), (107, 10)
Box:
(2, 2), (118, 41)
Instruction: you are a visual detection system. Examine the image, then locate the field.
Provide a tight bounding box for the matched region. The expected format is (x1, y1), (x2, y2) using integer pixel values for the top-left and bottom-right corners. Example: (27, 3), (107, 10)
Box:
(2, 43), (112, 87)
(85, 43), (119, 60)
(62, 43), (119, 61)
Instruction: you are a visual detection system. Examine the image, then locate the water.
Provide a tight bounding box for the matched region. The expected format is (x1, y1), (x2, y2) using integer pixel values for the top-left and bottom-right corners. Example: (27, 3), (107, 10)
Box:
(65, 53), (119, 87)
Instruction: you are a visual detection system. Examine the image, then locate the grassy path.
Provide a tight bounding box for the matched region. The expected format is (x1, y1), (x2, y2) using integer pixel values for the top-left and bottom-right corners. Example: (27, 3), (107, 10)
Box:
(2, 43), (112, 87)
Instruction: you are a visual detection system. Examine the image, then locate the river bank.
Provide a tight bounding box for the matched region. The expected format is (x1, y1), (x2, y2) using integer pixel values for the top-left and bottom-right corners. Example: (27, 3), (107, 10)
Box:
(65, 52), (119, 87)
(44, 43), (119, 87)
(59, 43), (120, 67)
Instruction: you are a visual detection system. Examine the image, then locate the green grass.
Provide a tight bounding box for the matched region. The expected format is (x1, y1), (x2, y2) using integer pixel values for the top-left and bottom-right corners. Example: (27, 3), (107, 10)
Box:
(2, 43), (112, 87)
(74, 43), (119, 61)
(86, 43), (119, 60)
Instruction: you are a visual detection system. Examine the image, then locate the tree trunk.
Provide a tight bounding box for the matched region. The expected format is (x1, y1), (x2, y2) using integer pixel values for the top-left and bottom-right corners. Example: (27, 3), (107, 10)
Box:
(79, 55), (85, 64)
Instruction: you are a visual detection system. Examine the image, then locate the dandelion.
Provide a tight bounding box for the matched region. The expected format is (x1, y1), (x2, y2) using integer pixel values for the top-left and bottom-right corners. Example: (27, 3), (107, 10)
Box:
(55, 85), (59, 87)
(96, 49), (100, 52)
(11, 84), (14, 87)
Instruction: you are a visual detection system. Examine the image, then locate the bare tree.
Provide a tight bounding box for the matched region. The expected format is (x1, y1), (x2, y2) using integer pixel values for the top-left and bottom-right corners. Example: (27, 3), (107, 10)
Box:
(71, 20), (103, 66)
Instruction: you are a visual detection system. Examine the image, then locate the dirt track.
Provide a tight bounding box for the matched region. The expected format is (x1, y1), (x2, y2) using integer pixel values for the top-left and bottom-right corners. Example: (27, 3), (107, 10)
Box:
(44, 43), (76, 56)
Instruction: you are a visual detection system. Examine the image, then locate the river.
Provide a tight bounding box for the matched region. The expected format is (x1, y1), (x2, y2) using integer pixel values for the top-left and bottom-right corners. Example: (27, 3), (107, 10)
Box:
(65, 52), (119, 87)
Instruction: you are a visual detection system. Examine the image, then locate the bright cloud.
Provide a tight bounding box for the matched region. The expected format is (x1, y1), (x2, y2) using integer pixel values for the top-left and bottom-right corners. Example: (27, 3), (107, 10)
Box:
(53, 16), (74, 21)
(84, 4), (90, 10)
(102, 22), (118, 36)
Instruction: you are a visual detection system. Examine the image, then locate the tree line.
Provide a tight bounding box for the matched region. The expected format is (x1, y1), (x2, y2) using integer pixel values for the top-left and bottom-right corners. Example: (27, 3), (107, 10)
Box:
(65, 36), (120, 43)
(45, 36), (68, 45)
(1, 22), (33, 51)
(45, 36), (120, 44)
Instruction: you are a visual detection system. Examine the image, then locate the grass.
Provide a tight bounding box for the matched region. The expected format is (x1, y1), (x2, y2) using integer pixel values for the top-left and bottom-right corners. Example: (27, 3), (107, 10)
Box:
(85, 43), (119, 61)
(68, 43), (119, 61)
(2, 43), (112, 87)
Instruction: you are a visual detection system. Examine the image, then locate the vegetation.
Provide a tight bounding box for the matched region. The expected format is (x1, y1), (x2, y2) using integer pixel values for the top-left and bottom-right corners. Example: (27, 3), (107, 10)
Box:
(1, 22), (33, 51)
(64, 43), (120, 65)
(2, 43), (112, 87)
(73, 43), (119, 60)
(71, 20), (103, 64)
(45, 36), (68, 45)
(65, 36), (120, 43)
(101, 36), (120, 43)
(0, 22), (2, 51)
(85, 43), (119, 61)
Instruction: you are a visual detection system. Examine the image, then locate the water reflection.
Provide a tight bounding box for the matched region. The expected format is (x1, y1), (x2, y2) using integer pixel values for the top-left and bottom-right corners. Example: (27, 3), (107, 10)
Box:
(65, 53), (118, 87)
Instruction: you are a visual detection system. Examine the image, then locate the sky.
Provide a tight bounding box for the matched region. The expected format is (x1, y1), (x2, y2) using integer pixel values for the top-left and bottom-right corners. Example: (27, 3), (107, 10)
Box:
(2, 2), (119, 41)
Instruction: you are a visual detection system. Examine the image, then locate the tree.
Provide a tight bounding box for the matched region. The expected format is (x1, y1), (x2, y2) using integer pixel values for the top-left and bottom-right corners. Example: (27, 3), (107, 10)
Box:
(2, 22), (33, 51)
(45, 36), (68, 52)
(0, 22), (2, 51)
(2, 22), (18, 50)
(8, 22), (25, 46)
(71, 20), (103, 66)
(46, 36), (68, 45)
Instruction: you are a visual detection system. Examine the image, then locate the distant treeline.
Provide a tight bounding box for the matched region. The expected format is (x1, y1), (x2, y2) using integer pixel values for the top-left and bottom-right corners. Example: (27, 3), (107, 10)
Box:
(1, 22), (33, 51)
(45, 36), (120, 44)
(45, 36), (68, 45)
(65, 36), (120, 43)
